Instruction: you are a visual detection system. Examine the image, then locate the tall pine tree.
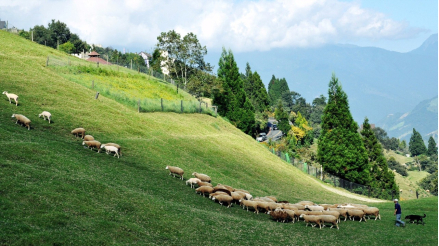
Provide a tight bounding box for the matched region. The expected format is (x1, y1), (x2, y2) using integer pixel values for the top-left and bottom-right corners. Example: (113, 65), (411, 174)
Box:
(241, 63), (269, 112)
(409, 128), (427, 156)
(427, 136), (438, 157)
(267, 75), (290, 106)
(317, 74), (370, 185)
(361, 118), (399, 199)
(213, 48), (255, 134)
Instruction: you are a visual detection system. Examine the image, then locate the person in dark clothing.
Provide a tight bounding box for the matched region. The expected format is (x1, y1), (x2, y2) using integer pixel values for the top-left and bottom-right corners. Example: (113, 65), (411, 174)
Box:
(394, 199), (405, 227)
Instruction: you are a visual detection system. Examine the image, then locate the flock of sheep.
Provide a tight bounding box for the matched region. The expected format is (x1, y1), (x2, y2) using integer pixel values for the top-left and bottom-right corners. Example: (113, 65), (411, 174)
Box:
(4, 90), (122, 158)
(166, 165), (381, 230)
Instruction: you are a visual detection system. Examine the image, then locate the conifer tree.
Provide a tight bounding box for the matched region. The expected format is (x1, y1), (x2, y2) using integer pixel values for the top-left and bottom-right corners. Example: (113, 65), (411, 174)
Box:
(361, 118), (399, 199)
(213, 48), (255, 134)
(275, 101), (290, 135)
(241, 63), (269, 112)
(409, 128), (427, 156)
(427, 136), (438, 157)
(317, 74), (370, 185)
(267, 75), (290, 106)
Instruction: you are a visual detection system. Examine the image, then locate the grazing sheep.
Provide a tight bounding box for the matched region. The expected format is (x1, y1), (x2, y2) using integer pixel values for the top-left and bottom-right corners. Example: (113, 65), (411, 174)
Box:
(283, 209), (297, 223)
(244, 193), (253, 200)
(195, 186), (214, 197)
(297, 201), (315, 206)
(217, 183), (235, 192)
(347, 209), (367, 222)
(196, 181), (213, 187)
(192, 172), (211, 183)
(83, 135), (95, 141)
(38, 111), (51, 123)
(305, 211), (324, 216)
(299, 214), (323, 229)
(102, 143), (122, 156)
(320, 204), (338, 210)
(255, 202), (275, 214)
(3, 91), (18, 106)
(283, 204), (300, 211)
(319, 215), (339, 229)
(268, 209), (289, 223)
(305, 205), (324, 211)
(239, 199), (259, 214)
(363, 207), (381, 220)
(71, 128), (86, 138)
(231, 192), (246, 203)
(101, 144), (119, 158)
(212, 188), (232, 196)
(82, 141), (102, 152)
(291, 204), (306, 210)
(235, 189), (250, 194)
(209, 191), (230, 199)
(212, 194), (233, 208)
(266, 196), (277, 202)
(328, 208), (349, 221)
(267, 202), (283, 211)
(165, 166), (184, 180)
(186, 178), (201, 189)
(323, 210), (341, 223)
(294, 210), (307, 221)
(11, 114), (31, 130)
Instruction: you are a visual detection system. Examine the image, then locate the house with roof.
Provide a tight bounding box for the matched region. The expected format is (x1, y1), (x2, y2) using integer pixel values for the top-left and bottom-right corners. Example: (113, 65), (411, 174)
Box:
(0, 19), (6, 30)
(86, 51), (112, 65)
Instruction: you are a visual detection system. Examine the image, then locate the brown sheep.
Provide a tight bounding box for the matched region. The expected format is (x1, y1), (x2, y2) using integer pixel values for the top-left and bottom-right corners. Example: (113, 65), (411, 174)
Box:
(71, 128), (86, 138)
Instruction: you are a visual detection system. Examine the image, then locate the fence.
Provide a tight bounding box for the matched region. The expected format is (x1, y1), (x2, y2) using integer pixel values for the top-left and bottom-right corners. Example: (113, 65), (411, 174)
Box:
(46, 55), (217, 116)
(269, 147), (397, 200)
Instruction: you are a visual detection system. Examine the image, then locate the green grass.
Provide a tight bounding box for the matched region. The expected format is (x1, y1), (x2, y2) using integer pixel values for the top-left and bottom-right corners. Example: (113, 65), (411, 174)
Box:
(0, 30), (437, 245)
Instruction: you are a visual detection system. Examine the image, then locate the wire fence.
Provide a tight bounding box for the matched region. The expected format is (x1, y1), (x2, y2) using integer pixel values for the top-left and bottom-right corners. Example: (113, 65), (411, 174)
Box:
(46, 55), (217, 116)
(268, 147), (398, 200)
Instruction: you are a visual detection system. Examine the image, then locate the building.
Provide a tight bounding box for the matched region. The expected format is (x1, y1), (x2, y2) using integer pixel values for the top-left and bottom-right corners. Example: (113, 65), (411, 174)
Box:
(0, 19), (6, 30)
(139, 52), (151, 68)
(86, 51), (112, 65)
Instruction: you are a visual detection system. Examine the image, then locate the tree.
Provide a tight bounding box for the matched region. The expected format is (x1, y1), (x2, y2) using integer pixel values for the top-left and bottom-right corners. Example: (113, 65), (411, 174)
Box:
(267, 75), (289, 106)
(361, 118), (399, 199)
(58, 41), (75, 54)
(48, 19), (71, 49)
(213, 48), (255, 134)
(387, 157), (408, 176)
(427, 136), (438, 156)
(317, 74), (370, 185)
(418, 170), (438, 196)
(309, 94), (326, 125)
(19, 30), (30, 40)
(275, 101), (290, 136)
(409, 128), (427, 156)
(241, 63), (269, 112)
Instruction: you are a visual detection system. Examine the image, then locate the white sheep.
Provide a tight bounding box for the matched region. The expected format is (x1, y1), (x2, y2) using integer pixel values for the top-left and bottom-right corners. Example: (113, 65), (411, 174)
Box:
(195, 186), (214, 197)
(192, 172), (211, 183)
(82, 140), (102, 152)
(196, 181), (213, 187)
(165, 166), (184, 180)
(299, 214), (323, 229)
(318, 215), (339, 229)
(363, 207), (381, 220)
(101, 144), (120, 158)
(11, 114), (31, 130)
(239, 199), (259, 214)
(347, 209), (367, 222)
(101, 143), (122, 156)
(212, 194), (233, 208)
(83, 135), (95, 141)
(3, 91), (18, 106)
(328, 208), (348, 221)
(305, 205), (325, 211)
(322, 210), (341, 224)
(186, 178), (201, 189)
(71, 128), (86, 139)
(38, 111), (51, 123)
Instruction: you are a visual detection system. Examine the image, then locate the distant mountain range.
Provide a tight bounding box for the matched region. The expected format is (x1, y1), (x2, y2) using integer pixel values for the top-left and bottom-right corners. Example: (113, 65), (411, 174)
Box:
(205, 34), (438, 125)
(377, 96), (438, 143)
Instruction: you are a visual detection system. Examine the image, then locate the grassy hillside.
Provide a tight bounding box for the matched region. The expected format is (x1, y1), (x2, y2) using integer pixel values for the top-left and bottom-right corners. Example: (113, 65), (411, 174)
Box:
(0, 31), (437, 245)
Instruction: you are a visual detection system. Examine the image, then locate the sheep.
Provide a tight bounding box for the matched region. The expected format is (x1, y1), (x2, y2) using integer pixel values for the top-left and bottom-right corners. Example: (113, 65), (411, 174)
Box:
(244, 193), (253, 200)
(318, 215), (339, 229)
(328, 208), (349, 221)
(283, 204), (300, 211)
(267, 202), (283, 211)
(320, 204), (338, 210)
(196, 181), (213, 187)
(192, 172), (211, 183)
(255, 202), (275, 214)
(299, 214), (323, 229)
(347, 209), (367, 222)
(209, 191), (230, 199)
(297, 201), (315, 206)
(186, 178), (201, 189)
(102, 143), (122, 156)
(322, 210), (341, 224)
(165, 166), (184, 180)
(266, 196), (278, 202)
(212, 188), (232, 196)
(305, 205), (324, 211)
(239, 199), (259, 214)
(3, 91), (18, 106)
(235, 189), (250, 194)
(282, 209), (297, 223)
(83, 135), (95, 141)
(82, 141), (102, 153)
(268, 209), (289, 223)
(216, 183), (235, 192)
(363, 207), (381, 220)
(231, 192), (246, 203)
(195, 186), (214, 197)
(71, 128), (86, 138)
(38, 111), (51, 123)
(291, 204), (306, 210)
(101, 144), (120, 158)
(212, 194), (233, 208)
(11, 114), (31, 130)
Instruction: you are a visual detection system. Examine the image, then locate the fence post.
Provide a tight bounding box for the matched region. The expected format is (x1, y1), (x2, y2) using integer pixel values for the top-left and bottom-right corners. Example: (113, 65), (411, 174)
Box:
(161, 98), (164, 111)
(333, 176), (336, 187)
(97, 62), (99, 68)
(199, 100), (202, 113)
(181, 100), (183, 113)
(138, 100), (140, 113)
(46, 56), (49, 67)
(95, 92), (99, 99)
(368, 186), (371, 197)
(177, 84), (179, 94)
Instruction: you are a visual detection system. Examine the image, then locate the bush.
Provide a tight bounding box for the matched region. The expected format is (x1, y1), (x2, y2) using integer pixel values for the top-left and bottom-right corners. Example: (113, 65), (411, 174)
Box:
(387, 157), (408, 176)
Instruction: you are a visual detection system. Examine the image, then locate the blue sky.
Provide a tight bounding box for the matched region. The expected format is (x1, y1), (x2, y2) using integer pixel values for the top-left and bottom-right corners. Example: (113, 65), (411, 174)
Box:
(0, 0), (437, 53)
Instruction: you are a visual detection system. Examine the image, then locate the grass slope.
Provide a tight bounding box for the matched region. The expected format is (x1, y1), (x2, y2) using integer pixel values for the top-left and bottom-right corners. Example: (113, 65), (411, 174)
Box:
(0, 31), (437, 245)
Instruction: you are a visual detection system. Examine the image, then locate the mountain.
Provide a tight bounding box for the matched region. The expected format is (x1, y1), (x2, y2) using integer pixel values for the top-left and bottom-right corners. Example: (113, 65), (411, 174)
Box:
(205, 34), (438, 123)
(377, 96), (438, 143)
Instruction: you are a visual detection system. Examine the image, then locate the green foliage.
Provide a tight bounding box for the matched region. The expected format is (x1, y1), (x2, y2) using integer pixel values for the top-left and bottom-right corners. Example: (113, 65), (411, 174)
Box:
(318, 73), (370, 185)
(418, 171), (438, 196)
(409, 128), (427, 156)
(361, 118), (399, 198)
(275, 101), (290, 135)
(427, 136), (438, 156)
(213, 48), (255, 134)
(387, 157), (408, 176)
(241, 63), (269, 112)
(267, 75), (289, 106)
(309, 94), (326, 125)
(18, 30), (30, 40)
(58, 41), (75, 54)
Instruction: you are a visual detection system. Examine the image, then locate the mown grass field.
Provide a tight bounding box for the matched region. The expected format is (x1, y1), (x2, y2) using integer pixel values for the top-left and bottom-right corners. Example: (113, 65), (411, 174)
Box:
(0, 31), (437, 245)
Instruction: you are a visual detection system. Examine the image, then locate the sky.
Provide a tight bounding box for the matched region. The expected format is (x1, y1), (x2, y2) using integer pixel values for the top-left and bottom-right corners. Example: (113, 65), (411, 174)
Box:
(0, 0), (437, 54)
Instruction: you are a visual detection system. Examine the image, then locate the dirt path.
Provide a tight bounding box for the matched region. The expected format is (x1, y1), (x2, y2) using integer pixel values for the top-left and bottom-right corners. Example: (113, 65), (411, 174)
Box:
(308, 176), (387, 203)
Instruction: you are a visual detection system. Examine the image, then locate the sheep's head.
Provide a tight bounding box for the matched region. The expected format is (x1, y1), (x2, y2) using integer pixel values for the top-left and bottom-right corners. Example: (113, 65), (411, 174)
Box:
(82, 141), (85, 145)
(165, 166), (169, 170)
(11, 114), (15, 118)
(299, 214), (305, 218)
(2, 91), (7, 95)
(101, 144), (106, 148)
(192, 172), (197, 176)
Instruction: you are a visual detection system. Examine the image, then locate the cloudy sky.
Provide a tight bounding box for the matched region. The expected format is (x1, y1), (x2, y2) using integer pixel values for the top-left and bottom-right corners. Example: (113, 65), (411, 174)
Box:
(0, 0), (437, 53)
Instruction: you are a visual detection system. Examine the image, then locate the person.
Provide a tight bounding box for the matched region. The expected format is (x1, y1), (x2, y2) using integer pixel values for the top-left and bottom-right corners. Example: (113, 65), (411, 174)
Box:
(394, 199), (405, 227)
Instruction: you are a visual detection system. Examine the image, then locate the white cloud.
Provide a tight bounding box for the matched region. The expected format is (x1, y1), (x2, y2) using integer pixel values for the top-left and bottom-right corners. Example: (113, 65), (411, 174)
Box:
(0, 0), (425, 52)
